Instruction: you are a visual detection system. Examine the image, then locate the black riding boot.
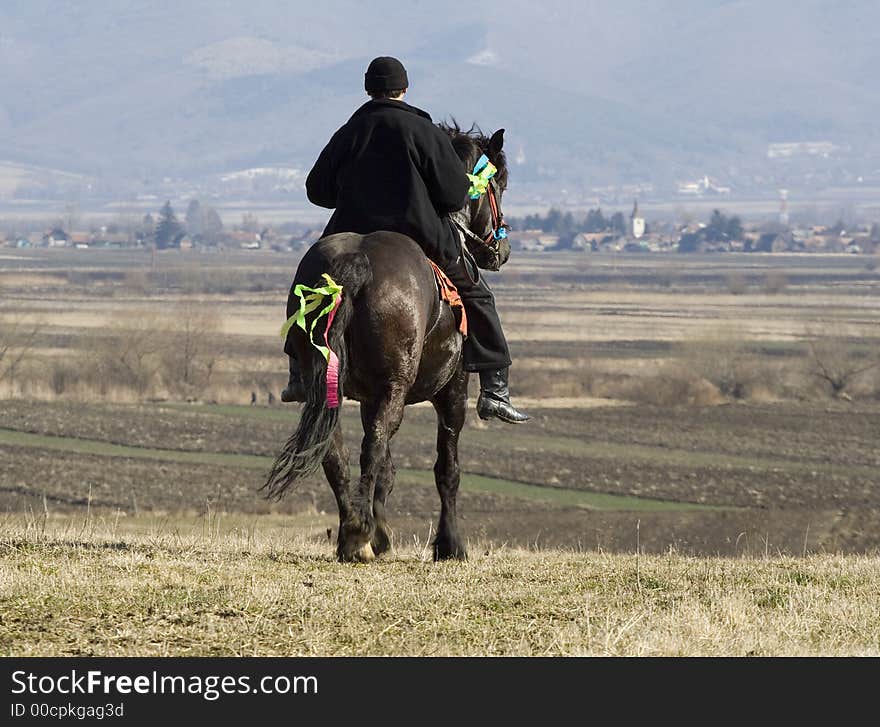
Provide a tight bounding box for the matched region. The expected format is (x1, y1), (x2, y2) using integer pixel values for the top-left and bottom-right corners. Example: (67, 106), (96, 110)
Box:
(476, 368), (530, 424)
(280, 356), (305, 403)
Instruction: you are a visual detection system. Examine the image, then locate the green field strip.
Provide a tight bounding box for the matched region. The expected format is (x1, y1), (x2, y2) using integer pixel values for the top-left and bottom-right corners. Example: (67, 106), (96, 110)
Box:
(159, 403), (879, 481)
(159, 402), (307, 422)
(392, 468), (715, 511)
(0, 428), (269, 469)
(0, 428), (716, 512)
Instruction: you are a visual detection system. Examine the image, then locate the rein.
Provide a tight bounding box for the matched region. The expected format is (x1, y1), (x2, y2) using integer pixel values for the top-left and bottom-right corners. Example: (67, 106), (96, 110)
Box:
(485, 181), (508, 243)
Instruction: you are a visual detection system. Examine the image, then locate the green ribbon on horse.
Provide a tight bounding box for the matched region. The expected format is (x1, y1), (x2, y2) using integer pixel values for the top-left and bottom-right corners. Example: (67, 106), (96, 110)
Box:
(280, 273), (343, 362)
(466, 154), (497, 199)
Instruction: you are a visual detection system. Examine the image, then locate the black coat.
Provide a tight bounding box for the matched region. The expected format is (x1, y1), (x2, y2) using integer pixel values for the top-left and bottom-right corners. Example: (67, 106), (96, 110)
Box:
(305, 99), (469, 266)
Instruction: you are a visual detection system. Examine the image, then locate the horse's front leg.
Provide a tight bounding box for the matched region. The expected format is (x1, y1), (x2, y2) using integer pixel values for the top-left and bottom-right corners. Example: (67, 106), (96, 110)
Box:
(431, 369), (469, 561)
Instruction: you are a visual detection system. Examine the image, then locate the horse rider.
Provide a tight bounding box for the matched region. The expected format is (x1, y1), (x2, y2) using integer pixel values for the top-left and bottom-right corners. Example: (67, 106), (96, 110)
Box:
(282, 56), (529, 424)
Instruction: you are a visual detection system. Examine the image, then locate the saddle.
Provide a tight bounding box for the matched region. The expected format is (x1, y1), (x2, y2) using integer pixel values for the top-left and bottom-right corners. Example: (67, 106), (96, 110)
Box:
(427, 259), (468, 337)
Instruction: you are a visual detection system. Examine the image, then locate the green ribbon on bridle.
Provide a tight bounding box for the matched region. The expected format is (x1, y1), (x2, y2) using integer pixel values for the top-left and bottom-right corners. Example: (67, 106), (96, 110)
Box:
(467, 154), (497, 199)
(279, 273), (343, 361)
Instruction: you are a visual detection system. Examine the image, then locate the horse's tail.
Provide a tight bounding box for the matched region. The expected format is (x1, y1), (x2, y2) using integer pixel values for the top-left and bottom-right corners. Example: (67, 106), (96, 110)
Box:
(262, 251), (372, 500)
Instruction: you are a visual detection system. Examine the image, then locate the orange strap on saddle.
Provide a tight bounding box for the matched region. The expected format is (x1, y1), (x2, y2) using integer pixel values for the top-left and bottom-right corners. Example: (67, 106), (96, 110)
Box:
(427, 259), (468, 337)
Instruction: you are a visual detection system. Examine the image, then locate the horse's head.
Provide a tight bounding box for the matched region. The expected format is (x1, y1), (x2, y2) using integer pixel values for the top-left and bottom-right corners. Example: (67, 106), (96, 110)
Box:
(439, 122), (510, 252)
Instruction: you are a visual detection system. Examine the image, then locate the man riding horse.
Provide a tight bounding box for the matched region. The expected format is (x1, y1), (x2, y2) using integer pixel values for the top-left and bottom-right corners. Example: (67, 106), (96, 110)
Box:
(281, 56), (528, 424)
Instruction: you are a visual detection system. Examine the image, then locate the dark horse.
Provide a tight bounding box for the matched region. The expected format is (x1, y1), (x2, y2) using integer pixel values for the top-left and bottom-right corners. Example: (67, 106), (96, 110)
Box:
(262, 123), (508, 562)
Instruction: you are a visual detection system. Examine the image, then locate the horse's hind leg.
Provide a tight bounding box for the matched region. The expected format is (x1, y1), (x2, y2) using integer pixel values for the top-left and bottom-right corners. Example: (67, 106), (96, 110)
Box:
(431, 368), (469, 561)
(321, 422), (356, 560)
(337, 388), (406, 562)
(371, 447), (395, 556)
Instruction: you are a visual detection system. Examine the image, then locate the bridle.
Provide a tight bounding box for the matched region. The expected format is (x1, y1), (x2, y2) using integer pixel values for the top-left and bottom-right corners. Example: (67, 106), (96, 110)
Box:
(485, 179), (509, 243)
(449, 156), (509, 275)
(452, 176), (507, 244)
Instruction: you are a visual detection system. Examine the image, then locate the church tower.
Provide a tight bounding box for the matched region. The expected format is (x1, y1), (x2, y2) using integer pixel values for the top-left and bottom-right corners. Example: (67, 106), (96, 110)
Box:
(631, 199), (645, 239)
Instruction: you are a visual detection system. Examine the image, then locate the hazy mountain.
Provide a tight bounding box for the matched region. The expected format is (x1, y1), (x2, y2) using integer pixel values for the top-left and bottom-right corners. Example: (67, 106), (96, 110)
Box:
(1, 1), (878, 198)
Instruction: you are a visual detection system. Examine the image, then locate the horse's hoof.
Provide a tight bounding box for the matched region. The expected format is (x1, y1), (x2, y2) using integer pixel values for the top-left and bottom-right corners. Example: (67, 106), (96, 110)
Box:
(372, 527), (393, 556)
(338, 541), (375, 563)
(433, 541), (468, 562)
(356, 542), (375, 562)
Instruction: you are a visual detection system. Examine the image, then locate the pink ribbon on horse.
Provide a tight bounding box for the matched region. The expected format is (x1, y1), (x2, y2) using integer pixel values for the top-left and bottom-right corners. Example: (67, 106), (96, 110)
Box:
(323, 293), (343, 408)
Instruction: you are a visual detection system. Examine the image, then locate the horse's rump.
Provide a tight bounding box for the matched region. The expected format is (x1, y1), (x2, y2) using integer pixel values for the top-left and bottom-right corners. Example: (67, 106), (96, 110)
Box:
(290, 231), (462, 404)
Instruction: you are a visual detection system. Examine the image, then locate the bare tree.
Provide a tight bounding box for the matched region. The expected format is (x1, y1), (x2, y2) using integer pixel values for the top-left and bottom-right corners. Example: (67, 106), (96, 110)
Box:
(0, 316), (41, 388)
(63, 201), (79, 234)
(239, 212), (260, 234)
(805, 327), (879, 400)
(87, 311), (166, 395)
(159, 300), (220, 399)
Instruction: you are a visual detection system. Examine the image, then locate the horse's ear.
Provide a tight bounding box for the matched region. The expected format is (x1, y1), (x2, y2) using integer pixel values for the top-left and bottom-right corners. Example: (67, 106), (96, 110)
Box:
(488, 128), (505, 156)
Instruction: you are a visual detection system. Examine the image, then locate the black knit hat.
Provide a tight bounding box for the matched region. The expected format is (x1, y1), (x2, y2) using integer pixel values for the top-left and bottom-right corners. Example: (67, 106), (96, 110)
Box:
(364, 56), (408, 92)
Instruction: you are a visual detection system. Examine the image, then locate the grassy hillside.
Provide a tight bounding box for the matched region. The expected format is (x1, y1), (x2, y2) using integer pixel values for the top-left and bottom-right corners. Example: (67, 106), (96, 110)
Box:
(2, 515), (879, 656)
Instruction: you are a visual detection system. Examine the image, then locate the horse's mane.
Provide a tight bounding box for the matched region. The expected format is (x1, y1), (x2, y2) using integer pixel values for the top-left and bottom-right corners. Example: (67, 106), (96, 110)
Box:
(437, 119), (508, 189)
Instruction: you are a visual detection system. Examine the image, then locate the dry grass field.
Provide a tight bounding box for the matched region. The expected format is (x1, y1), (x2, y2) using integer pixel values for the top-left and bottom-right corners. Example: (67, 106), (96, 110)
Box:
(1, 245), (879, 655)
(3, 516), (880, 656)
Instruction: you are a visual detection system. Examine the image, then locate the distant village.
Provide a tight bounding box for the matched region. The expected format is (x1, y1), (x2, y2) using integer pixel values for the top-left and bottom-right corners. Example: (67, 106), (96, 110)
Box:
(507, 202), (880, 256)
(507, 221), (880, 256)
(2, 199), (879, 257)
(0, 200), (317, 254)
(0, 223), (306, 253)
